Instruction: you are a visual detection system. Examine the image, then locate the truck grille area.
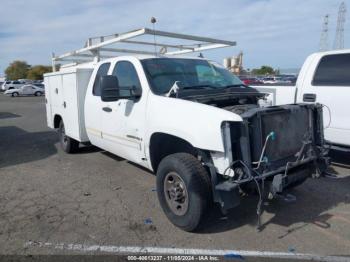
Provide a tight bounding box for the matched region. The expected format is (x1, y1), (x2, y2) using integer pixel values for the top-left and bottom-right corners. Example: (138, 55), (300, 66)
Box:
(238, 104), (324, 170)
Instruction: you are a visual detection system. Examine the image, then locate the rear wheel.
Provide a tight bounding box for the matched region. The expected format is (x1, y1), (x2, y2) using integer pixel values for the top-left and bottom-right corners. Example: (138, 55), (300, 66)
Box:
(58, 120), (79, 153)
(34, 91), (42, 96)
(12, 92), (19, 97)
(156, 153), (211, 232)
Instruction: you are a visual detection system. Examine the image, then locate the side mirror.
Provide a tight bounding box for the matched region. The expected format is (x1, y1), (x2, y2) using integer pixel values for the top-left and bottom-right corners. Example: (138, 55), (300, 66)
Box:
(100, 75), (142, 102)
(100, 75), (120, 102)
(118, 86), (142, 100)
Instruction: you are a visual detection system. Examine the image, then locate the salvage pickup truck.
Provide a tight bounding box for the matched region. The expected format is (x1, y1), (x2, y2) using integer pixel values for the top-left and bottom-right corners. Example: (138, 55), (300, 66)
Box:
(44, 28), (329, 231)
(254, 49), (350, 152)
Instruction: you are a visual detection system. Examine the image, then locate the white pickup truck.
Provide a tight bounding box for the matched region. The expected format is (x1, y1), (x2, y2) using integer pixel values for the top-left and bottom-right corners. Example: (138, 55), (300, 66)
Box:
(254, 49), (350, 152)
(44, 28), (329, 231)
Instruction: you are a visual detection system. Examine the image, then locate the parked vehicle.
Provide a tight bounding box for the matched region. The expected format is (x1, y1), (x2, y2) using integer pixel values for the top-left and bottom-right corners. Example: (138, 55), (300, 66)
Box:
(1, 80), (25, 91)
(239, 77), (263, 85)
(261, 76), (291, 84)
(4, 84), (45, 97)
(18, 79), (34, 84)
(261, 77), (276, 84)
(254, 49), (350, 151)
(45, 28), (329, 231)
(282, 76), (297, 84)
(33, 83), (45, 89)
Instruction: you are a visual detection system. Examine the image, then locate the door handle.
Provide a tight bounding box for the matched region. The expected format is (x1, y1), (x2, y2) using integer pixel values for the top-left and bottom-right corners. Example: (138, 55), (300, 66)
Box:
(102, 106), (112, 112)
(303, 93), (316, 102)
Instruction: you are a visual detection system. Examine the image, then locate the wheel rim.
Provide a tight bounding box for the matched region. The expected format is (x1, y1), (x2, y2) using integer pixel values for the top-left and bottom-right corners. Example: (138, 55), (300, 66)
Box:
(164, 172), (189, 216)
(13, 93), (18, 97)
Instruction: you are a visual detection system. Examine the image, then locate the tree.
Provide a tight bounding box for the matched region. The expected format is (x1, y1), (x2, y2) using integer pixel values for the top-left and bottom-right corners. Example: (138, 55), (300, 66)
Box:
(251, 65), (275, 75)
(5, 61), (30, 80)
(27, 65), (52, 80)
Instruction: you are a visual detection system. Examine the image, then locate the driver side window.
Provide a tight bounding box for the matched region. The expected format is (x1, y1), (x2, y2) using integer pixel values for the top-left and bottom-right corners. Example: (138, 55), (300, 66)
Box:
(112, 61), (141, 97)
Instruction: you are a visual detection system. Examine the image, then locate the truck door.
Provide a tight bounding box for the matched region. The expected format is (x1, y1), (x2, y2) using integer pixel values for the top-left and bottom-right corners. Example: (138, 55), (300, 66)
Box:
(84, 62), (111, 148)
(298, 53), (350, 146)
(100, 59), (147, 165)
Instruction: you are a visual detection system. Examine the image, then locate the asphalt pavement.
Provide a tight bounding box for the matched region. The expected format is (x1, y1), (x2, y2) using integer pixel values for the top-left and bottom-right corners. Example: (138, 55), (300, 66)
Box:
(0, 94), (349, 259)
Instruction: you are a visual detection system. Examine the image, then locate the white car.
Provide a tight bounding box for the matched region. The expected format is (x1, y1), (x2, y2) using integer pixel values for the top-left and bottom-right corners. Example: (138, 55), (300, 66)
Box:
(4, 84), (45, 97)
(261, 77), (289, 84)
(1, 80), (25, 91)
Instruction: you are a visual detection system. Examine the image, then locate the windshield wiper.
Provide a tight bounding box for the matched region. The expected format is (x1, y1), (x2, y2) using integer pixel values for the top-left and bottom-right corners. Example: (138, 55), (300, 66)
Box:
(224, 84), (248, 88)
(165, 83), (217, 97)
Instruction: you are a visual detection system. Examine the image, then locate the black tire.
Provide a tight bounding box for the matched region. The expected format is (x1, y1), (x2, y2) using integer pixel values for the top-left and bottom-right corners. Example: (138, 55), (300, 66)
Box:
(12, 92), (19, 97)
(58, 120), (79, 153)
(34, 91), (42, 96)
(156, 153), (211, 232)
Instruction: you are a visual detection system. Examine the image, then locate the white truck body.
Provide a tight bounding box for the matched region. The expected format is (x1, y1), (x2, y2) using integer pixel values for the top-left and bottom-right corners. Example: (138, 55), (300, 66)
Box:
(44, 28), (329, 231)
(45, 56), (242, 173)
(254, 49), (350, 149)
(45, 64), (93, 142)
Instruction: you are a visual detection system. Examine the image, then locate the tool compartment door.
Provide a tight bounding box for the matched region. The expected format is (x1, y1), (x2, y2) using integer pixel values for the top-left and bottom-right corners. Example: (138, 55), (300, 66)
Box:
(61, 72), (80, 141)
(44, 74), (65, 129)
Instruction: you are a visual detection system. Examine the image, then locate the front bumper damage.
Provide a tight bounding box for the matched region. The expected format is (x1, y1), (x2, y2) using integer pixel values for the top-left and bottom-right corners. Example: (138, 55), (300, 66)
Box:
(206, 103), (330, 228)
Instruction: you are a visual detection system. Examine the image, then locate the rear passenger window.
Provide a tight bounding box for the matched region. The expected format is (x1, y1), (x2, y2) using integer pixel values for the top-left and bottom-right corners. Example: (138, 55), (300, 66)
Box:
(313, 54), (350, 86)
(112, 61), (141, 97)
(93, 62), (111, 96)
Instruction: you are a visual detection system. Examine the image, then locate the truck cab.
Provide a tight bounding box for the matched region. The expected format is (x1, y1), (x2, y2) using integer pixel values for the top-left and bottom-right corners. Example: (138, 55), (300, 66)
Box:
(254, 49), (350, 151)
(295, 50), (350, 150)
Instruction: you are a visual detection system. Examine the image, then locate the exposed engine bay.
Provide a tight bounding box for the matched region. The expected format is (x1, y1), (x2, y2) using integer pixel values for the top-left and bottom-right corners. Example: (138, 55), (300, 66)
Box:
(175, 86), (329, 229)
(176, 86), (265, 115)
(220, 103), (259, 115)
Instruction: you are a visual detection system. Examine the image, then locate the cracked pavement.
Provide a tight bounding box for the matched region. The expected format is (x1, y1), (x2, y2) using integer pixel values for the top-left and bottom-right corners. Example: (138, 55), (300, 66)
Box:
(0, 95), (350, 256)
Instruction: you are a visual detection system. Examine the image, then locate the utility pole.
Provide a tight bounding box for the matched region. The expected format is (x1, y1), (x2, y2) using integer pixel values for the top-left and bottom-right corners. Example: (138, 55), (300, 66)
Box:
(333, 2), (346, 50)
(319, 14), (329, 51)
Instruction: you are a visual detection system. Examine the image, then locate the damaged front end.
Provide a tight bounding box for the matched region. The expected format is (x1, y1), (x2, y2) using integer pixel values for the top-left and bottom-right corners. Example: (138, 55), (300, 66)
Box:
(209, 103), (329, 225)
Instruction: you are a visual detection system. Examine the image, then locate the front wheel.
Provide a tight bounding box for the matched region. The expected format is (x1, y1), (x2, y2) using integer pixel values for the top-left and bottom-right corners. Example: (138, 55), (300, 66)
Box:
(34, 91), (42, 96)
(11, 92), (19, 97)
(156, 153), (211, 232)
(58, 120), (79, 153)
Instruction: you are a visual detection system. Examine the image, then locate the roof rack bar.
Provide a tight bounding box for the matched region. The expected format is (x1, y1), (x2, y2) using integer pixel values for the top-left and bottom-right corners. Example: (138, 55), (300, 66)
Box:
(165, 43), (230, 55)
(143, 28), (236, 46)
(54, 28), (147, 61)
(121, 40), (195, 51)
(52, 27), (236, 70)
(99, 47), (157, 55)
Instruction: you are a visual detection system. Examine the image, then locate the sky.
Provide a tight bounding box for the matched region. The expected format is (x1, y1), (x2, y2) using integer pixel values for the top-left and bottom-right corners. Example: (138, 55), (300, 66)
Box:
(0, 0), (348, 76)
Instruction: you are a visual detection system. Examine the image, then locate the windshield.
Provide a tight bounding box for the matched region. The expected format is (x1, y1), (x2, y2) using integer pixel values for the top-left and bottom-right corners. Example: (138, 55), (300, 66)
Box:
(141, 58), (243, 94)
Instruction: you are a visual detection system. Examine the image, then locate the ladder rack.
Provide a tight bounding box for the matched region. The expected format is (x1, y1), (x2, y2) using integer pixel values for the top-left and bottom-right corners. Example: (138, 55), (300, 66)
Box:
(52, 28), (236, 71)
